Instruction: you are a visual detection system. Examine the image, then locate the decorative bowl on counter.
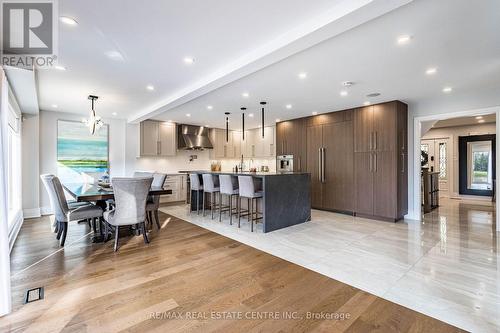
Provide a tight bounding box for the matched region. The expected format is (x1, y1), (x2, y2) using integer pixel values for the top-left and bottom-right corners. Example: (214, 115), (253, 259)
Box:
(97, 181), (112, 188)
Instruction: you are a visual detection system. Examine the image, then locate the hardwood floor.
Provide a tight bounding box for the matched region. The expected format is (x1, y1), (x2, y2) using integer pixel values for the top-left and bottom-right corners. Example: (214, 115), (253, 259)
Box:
(1, 213), (463, 332)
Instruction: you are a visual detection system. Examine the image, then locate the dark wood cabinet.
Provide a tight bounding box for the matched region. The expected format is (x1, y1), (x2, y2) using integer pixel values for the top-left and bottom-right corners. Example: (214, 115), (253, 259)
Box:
(277, 101), (407, 222)
(276, 118), (307, 171)
(353, 101), (407, 221)
(306, 113), (354, 212)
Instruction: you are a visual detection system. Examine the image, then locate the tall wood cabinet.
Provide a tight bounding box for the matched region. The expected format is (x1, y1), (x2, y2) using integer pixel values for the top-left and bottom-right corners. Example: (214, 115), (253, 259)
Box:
(305, 110), (354, 212)
(276, 118), (307, 171)
(354, 101), (407, 221)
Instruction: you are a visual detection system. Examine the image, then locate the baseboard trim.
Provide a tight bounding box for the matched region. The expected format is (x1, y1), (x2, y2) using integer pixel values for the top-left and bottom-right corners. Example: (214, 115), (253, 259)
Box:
(23, 208), (41, 219)
(8, 210), (23, 252)
(40, 206), (52, 216)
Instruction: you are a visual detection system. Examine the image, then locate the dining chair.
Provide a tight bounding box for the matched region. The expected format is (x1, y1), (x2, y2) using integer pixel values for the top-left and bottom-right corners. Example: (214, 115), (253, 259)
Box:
(103, 177), (153, 251)
(146, 173), (167, 229)
(40, 174), (104, 246)
(189, 174), (203, 215)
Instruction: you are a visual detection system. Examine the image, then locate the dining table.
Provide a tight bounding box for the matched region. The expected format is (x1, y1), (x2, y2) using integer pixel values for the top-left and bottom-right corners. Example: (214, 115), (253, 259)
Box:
(63, 182), (173, 242)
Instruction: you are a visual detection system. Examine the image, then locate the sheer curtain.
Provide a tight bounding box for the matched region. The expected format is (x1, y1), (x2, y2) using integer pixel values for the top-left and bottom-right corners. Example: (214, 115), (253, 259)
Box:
(0, 68), (12, 316)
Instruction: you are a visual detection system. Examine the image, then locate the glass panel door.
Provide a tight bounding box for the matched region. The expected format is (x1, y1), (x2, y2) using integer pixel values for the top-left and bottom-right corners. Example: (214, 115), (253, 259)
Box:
(467, 141), (493, 190)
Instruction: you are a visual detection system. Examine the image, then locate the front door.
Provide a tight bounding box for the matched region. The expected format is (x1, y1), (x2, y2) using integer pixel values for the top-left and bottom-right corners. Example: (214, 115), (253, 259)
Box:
(421, 138), (450, 197)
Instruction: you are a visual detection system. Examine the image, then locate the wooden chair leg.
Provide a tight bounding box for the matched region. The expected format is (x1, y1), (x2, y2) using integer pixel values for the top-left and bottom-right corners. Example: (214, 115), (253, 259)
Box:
(60, 222), (68, 246)
(114, 227), (119, 252)
(142, 222), (149, 244)
(154, 210), (161, 229)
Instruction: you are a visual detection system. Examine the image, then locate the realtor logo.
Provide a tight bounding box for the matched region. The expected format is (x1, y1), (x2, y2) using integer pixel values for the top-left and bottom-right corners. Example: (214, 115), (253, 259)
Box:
(1, 0), (58, 68)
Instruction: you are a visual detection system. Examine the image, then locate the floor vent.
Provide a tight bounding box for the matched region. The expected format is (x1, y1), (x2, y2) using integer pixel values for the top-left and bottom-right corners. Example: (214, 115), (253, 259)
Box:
(25, 287), (44, 304)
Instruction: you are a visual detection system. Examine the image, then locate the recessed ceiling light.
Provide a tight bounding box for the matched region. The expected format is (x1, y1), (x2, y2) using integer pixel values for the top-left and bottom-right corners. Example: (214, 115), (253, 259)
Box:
(242, 92), (249, 98)
(426, 67), (437, 75)
(186, 113), (191, 117)
(54, 65), (66, 71)
(443, 87), (453, 93)
(397, 35), (412, 45)
(248, 113), (254, 117)
(112, 112), (117, 116)
(105, 50), (125, 61)
(183, 57), (195, 64)
(475, 116), (483, 120)
(59, 16), (78, 26)
(298, 72), (307, 79)
(51, 104), (58, 108)
(363, 101), (371, 106)
(312, 111), (318, 115)
(146, 85), (155, 91)
(478, 119), (485, 123)
(340, 91), (348, 97)
(207, 105), (213, 110)
(286, 104), (292, 109)
(276, 118), (281, 122)
(342, 81), (354, 87)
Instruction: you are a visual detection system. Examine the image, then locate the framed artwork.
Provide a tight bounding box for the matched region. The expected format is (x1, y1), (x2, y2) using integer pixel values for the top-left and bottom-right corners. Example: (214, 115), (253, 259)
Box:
(57, 120), (109, 183)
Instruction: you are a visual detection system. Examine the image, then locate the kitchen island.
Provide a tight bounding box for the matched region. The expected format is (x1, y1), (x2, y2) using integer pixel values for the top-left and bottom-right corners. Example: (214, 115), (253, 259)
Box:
(188, 171), (311, 232)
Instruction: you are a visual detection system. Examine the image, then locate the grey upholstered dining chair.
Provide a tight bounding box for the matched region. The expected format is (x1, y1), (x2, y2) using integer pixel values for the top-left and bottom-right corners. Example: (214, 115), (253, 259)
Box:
(238, 176), (263, 232)
(133, 171), (154, 178)
(103, 177), (153, 251)
(189, 174), (203, 215)
(40, 174), (103, 246)
(145, 173), (167, 230)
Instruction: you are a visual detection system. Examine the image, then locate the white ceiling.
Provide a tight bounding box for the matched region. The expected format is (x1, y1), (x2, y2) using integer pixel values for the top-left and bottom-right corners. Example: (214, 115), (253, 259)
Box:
(37, 0), (500, 130)
(432, 114), (496, 129)
(38, 0), (397, 119)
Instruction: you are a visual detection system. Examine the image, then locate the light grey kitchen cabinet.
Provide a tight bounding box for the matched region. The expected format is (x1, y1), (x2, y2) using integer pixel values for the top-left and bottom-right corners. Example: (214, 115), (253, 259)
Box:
(140, 120), (176, 157)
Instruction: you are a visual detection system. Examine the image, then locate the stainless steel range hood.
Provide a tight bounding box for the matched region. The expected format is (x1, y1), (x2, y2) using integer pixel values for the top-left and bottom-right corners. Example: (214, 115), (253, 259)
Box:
(177, 124), (213, 150)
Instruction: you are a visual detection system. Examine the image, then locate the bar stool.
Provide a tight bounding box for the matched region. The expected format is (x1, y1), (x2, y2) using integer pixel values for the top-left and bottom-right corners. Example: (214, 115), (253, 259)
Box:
(238, 176), (263, 232)
(219, 175), (239, 224)
(202, 174), (220, 219)
(189, 174), (203, 215)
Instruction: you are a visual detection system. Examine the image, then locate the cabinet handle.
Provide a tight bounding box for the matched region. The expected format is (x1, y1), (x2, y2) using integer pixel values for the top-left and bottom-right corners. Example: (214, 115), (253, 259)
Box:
(157, 141), (160, 155)
(401, 153), (405, 173)
(318, 148), (322, 182)
(369, 132), (373, 151)
(369, 153), (373, 172)
(374, 132), (378, 150)
(321, 148), (326, 183)
(374, 153), (378, 172)
(298, 156), (301, 171)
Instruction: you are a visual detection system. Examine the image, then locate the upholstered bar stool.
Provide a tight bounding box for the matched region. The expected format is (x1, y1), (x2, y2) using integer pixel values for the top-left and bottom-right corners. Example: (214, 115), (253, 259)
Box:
(219, 175), (239, 224)
(202, 174), (220, 219)
(238, 176), (263, 232)
(189, 174), (203, 215)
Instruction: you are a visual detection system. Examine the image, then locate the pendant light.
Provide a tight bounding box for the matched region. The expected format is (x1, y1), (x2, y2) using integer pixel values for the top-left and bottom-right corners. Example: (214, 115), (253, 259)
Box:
(260, 101), (267, 138)
(225, 112), (231, 142)
(241, 107), (246, 141)
(83, 95), (103, 135)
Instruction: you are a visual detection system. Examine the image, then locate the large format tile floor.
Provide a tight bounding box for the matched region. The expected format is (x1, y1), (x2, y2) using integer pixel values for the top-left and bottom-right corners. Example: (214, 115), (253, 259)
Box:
(161, 198), (499, 332)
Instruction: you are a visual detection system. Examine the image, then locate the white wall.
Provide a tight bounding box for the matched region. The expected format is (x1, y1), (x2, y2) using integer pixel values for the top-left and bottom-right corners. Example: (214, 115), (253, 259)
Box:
(38, 110), (127, 213)
(422, 122), (496, 198)
(21, 114), (40, 217)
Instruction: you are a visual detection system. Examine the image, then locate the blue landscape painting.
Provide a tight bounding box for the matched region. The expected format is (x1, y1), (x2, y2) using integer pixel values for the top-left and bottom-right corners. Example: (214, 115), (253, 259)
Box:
(57, 120), (109, 183)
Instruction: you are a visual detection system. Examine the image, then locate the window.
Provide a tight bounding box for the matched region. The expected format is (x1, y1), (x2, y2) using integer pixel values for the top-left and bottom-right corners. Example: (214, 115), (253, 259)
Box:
(7, 103), (21, 230)
(467, 141), (493, 191)
(438, 142), (447, 179)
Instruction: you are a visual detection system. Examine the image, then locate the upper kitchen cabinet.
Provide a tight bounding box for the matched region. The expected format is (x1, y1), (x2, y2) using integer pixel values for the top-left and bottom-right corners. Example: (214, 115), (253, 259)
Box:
(140, 120), (176, 157)
(246, 127), (275, 158)
(276, 119), (306, 171)
(213, 126), (275, 159)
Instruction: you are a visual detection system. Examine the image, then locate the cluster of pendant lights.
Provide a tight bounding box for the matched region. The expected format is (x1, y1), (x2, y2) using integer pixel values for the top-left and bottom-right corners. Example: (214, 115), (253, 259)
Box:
(224, 101), (267, 142)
